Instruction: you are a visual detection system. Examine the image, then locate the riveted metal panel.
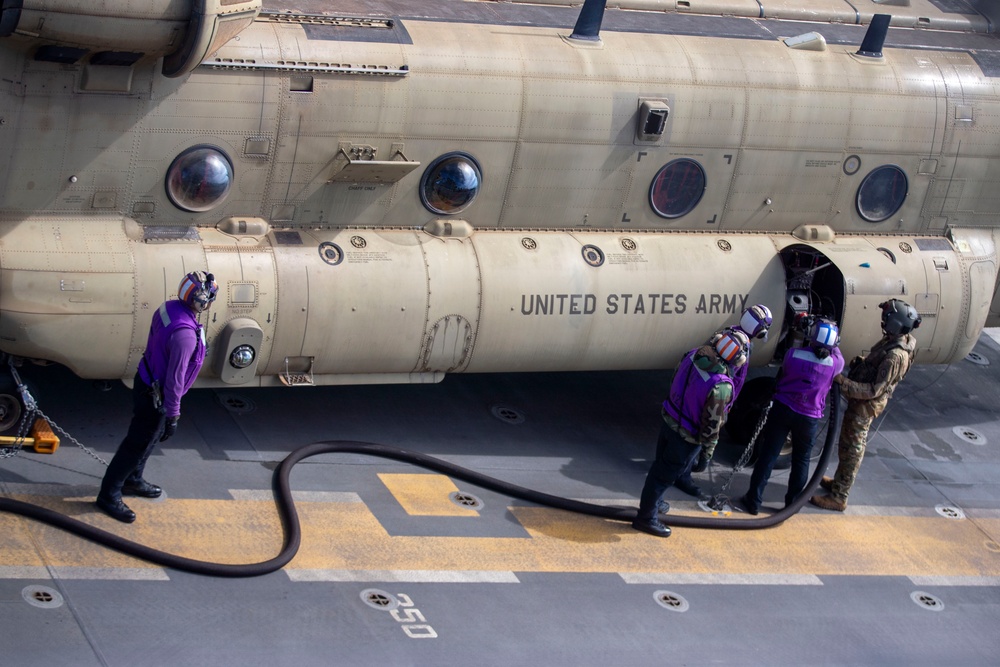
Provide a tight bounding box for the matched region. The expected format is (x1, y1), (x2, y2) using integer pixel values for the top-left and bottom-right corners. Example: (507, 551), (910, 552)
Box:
(268, 229), (428, 375)
(415, 236), (481, 373)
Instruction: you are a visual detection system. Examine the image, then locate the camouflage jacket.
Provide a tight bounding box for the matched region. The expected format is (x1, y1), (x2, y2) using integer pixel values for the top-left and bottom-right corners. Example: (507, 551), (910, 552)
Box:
(663, 345), (735, 458)
(839, 333), (916, 417)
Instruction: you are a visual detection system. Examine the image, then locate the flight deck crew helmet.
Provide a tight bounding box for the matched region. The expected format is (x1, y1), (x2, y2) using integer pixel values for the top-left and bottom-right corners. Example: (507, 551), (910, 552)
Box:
(879, 299), (921, 335)
(809, 319), (840, 358)
(739, 304), (773, 341)
(714, 328), (750, 368)
(178, 271), (218, 313)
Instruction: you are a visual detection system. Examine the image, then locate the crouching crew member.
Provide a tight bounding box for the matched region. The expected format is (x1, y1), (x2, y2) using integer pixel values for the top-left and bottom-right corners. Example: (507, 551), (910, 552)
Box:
(737, 318), (843, 515)
(684, 304), (773, 488)
(95, 271), (218, 523)
(633, 329), (749, 538)
(811, 299), (919, 512)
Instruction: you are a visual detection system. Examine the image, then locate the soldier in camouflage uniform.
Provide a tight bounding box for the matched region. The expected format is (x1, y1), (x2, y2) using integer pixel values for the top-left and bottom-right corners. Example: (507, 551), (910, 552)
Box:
(810, 299), (920, 512)
(633, 328), (750, 538)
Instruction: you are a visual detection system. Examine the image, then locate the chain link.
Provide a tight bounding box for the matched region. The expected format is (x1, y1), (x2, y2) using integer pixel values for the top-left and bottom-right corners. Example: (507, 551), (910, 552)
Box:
(2, 359), (108, 466)
(33, 406), (109, 467)
(708, 400), (772, 511)
(0, 362), (34, 460)
(0, 400), (32, 460)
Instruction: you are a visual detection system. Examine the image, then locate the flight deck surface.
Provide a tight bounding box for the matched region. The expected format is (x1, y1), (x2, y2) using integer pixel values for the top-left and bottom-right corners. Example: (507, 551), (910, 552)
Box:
(2, 335), (999, 666)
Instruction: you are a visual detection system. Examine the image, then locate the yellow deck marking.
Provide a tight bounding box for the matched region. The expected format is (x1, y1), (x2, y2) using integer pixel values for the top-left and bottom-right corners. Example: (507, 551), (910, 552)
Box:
(3, 494), (999, 578)
(377, 473), (478, 517)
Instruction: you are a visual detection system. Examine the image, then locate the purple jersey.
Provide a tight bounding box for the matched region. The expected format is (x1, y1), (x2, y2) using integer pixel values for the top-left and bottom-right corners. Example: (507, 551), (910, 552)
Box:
(732, 360), (748, 399)
(137, 300), (206, 417)
(773, 346), (844, 419)
(664, 349), (734, 438)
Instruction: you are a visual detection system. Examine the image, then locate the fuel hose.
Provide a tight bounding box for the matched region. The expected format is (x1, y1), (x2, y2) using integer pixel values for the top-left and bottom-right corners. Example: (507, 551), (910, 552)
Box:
(0, 386), (841, 577)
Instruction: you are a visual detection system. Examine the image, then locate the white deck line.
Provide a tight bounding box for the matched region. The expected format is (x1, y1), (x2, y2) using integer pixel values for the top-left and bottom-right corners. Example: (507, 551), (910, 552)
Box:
(287, 569), (521, 583)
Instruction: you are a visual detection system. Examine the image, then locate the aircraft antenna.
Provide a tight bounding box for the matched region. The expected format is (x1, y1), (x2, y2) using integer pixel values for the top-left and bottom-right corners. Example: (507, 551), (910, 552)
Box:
(856, 14), (891, 58)
(569, 0), (607, 41)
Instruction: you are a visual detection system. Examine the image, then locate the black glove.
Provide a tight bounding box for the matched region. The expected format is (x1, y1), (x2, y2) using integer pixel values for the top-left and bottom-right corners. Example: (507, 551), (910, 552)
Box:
(691, 451), (710, 473)
(160, 416), (179, 442)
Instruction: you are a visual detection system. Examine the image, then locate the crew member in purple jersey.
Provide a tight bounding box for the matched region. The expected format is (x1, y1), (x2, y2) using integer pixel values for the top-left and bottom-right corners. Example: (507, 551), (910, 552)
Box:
(632, 328), (750, 538)
(736, 317), (843, 515)
(674, 303), (773, 499)
(95, 271), (218, 523)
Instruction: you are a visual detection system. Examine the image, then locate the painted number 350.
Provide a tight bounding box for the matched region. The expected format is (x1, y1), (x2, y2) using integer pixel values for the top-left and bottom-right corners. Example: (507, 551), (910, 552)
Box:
(391, 593), (437, 639)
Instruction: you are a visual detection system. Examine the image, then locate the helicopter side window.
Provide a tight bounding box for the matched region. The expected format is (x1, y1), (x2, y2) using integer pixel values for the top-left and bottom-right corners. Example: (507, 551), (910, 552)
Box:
(648, 158), (706, 219)
(165, 145), (234, 213)
(420, 152), (482, 215)
(856, 165), (907, 223)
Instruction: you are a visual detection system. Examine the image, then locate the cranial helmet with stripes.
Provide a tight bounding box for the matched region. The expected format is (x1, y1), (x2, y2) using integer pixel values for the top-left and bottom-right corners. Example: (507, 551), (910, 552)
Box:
(809, 319), (840, 358)
(739, 304), (773, 342)
(178, 271), (218, 313)
(714, 328), (750, 369)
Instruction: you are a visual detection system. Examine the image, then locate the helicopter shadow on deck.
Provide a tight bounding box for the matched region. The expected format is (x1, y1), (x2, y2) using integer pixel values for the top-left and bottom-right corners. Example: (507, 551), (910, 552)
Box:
(6, 334), (999, 514)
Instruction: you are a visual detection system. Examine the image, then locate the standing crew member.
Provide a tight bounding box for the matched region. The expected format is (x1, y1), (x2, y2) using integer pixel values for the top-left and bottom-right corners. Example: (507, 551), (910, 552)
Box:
(811, 300), (919, 512)
(633, 329), (749, 538)
(95, 271), (218, 523)
(737, 318), (843, 515)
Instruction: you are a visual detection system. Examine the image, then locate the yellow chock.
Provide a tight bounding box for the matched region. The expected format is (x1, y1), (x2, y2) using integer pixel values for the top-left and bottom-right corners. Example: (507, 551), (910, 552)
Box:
(0, 419), (59, 454)
(29, 418), (59, 454)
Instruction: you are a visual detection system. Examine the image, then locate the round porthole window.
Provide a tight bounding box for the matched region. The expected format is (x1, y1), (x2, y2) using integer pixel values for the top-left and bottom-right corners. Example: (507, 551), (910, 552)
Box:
(420, 152), (482, 215)
(649, 158), (706, 219)
(165, 145), (234, 212)
(857, 165), (908, 222)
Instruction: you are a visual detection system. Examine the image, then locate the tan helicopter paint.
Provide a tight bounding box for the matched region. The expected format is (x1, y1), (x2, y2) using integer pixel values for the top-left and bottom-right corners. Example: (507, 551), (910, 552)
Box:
(0, 0), (998, 389)
(538, 0), (998, 32)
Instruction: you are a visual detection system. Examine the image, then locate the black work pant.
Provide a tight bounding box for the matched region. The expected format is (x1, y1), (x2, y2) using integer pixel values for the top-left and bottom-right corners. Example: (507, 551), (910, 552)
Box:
(637, 420), (701, 520)
(745, 401), (820, 509)
(99, 373), (168, 501)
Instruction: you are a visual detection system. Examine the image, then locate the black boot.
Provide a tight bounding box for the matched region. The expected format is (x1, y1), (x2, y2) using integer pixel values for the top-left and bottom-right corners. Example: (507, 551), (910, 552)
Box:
(735, 494), (759, 516)
(123, 479), (162, 498)
(95, 496), (136, 523)
(632, 516), (672, 538)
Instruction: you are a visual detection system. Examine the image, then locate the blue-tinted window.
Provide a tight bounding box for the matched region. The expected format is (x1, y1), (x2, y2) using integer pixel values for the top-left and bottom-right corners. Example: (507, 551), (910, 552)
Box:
(420, 153), (482, 215)
(165, 146), (234, 213)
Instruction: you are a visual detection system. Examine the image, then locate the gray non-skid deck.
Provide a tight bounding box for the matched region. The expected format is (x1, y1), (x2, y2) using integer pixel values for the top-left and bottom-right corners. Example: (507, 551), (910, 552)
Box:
(1, 333), (999, 666)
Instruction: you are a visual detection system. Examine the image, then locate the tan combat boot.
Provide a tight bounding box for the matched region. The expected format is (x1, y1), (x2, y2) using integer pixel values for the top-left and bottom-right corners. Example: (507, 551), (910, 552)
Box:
(819, 476), (834, 492)
(810, 494), (847, 512)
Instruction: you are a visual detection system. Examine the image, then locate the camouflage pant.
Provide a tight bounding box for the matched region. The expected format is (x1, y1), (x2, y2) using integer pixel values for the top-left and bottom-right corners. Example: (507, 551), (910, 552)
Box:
(829, 400), (879, 501)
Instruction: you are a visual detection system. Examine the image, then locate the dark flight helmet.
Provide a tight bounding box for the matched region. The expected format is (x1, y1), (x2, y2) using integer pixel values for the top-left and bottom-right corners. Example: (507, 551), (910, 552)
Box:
(879, 299), (921, 335)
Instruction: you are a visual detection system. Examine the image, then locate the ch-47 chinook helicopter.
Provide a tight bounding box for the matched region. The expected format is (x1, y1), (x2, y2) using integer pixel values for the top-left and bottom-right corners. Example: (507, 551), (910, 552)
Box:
(0, 0), (999, 434)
